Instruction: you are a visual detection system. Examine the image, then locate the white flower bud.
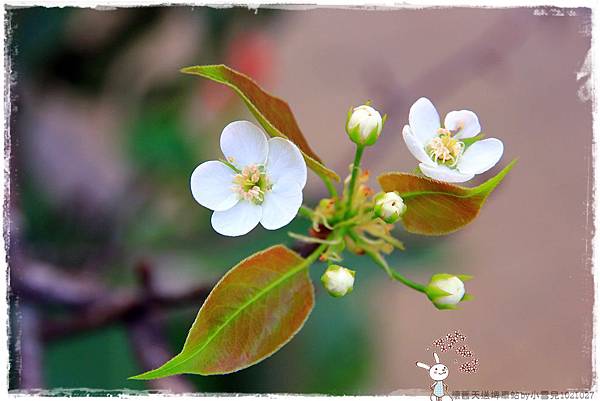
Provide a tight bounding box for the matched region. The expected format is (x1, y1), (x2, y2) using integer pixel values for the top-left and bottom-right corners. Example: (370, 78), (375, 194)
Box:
(374, 192), (406, 223)
(321, 265), (355, 297)
(346, 104), (384, 146)
(426, 274), (471, 309)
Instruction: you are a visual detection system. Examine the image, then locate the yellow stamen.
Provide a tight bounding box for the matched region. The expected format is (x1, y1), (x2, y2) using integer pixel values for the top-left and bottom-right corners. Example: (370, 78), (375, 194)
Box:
(427, 128), (464, 166)
(232, 164), (271, 204)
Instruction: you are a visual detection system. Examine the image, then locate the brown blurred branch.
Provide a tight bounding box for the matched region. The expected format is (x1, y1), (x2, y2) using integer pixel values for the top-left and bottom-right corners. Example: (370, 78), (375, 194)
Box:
(9, 254), (212, 341)
(39, 280), (212, 342)
(11, 255), (211, 392)
(11, 258), (109, 309)
(125, 262), (196, 393)
(37, 237), (325, 342)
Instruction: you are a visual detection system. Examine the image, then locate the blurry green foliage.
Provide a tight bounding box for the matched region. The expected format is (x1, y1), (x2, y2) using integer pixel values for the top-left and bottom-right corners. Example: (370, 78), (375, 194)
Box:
(127, 98), (197, 182)
(10, 7), (163, 93)
(9, 7), (71, 74)
(44, 326), (146, 390)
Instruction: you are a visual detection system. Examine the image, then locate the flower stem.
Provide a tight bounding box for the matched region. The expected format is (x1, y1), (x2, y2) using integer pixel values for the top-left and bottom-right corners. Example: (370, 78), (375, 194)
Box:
(304, 242), (329, 265)
(371, 253), (426, 293)
(323, 176), (339, 198)
(288, 232), (341, 245)
(343, 145), (365, 218)
(314, 171), (338, 198)
(388, 268), (427, 293)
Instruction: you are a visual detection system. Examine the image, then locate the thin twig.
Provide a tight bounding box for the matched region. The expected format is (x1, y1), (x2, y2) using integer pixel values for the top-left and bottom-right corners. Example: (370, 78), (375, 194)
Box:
(40, 283), (212, 342)
(125, 262), (196, 393)
(11, 258), (109, 309)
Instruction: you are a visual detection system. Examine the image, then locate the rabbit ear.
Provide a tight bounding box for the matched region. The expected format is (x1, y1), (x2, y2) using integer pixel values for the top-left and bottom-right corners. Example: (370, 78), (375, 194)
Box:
(416, 362), (430, 370)
(433, 352), (440, 363)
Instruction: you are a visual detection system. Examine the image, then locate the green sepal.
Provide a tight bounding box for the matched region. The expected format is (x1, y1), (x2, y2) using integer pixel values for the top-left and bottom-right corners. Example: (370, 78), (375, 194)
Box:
(425, 286), (452, 299)
(434, 303), (459, 311)
(461, 293), (474, 301)
(430, 273), (457, 281)
(462, 134), (485, 147)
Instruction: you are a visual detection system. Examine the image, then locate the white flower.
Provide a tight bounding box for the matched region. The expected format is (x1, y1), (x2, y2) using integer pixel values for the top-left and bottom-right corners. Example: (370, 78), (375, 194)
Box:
(346, 104), (383, 146)
(374, 191), (406, 224)
(190, 121), (307, 236)
(321, 265), (355, 297)
(403, 97), (504, 183)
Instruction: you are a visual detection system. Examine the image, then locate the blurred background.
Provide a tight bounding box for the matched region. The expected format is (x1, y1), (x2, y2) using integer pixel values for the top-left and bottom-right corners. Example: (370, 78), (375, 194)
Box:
(7, 5), (593, 395)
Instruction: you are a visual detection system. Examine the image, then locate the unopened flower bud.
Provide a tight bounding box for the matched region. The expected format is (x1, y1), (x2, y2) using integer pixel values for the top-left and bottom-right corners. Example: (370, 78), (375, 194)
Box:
(374, 191), (406, 223)
(346, 104), (384, 146)
(425, 274), (472, 309)
(321, 265), (355, 297)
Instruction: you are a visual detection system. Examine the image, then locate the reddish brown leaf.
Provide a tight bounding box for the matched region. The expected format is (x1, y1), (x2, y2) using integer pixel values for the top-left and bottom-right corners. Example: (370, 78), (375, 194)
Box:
(130, 245), (317, 378)
(182, 64), (339, 181)
(378, 160), (515, 235)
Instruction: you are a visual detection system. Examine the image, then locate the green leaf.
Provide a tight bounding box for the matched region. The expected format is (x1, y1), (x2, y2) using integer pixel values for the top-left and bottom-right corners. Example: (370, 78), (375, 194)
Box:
(130, 245), (317, 379)
(181, 64), (340, 181)
(378, 160), (516, 235)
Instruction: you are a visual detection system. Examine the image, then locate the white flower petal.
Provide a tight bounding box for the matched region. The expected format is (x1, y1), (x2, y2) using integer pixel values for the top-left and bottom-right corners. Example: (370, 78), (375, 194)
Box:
(190, 160), (239, 211)
(265, 138), (307, 188)
(348, 105), (382, 142)
(419, 163), (474, 183)
(444, 110), (481, 139)
(220, 120), (269, 168)
(403, 125), (435, 167)
(260, 182), (303, 230)
(211, 201), (262, 236)
(457, 138), (504, 175)
(409, 97), (441, 144)
(434, 277), (465, 306)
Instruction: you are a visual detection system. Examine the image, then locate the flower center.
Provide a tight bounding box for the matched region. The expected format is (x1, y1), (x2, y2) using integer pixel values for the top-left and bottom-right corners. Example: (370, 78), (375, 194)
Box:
(232, 164), (271, 204)
(427, 128), (464, 166)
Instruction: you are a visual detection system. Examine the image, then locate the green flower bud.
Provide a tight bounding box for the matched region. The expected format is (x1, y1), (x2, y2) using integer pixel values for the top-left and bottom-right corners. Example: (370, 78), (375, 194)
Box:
(425, 274), (473, 310)
(346, 104), (385, 146)
(321, 265), (356, 297)
(374, 191), (406, 223)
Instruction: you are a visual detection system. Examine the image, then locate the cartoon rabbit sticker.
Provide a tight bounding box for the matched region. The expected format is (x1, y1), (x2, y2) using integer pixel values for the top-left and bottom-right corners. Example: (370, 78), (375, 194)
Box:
(416, 352), (453, 401)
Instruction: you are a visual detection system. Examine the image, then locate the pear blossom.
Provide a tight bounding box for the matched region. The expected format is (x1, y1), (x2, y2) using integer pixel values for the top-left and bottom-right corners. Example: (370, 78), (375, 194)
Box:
(374, 191), (406, 224)
(321, 265), (355, 297)
(190, 121), (307, 236)
(403, 97), (504, 183)
(425, 274), (471, 309)
(346, 104), (384, 146)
